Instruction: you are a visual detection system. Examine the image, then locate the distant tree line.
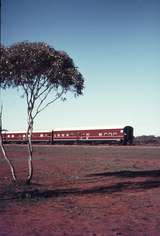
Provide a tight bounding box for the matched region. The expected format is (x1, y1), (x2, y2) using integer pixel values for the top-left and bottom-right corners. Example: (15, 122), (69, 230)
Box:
(134, 135), (160, 145)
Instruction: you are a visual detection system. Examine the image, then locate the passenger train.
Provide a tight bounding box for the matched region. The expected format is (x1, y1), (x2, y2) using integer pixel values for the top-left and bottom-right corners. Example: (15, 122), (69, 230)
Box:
(2, 126), (134, 145)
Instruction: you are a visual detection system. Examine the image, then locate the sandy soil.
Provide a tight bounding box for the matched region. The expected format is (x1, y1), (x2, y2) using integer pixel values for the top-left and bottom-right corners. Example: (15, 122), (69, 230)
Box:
(0, 145), (160, 236)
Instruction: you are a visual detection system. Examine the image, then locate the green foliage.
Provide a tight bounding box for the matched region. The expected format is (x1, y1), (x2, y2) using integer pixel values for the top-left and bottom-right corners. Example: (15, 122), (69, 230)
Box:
(0, 41), (84, 95)
(0, 44), (11, 87)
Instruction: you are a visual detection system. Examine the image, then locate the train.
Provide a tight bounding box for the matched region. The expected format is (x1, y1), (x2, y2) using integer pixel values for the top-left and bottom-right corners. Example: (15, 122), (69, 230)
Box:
(2, 126), (134, 145)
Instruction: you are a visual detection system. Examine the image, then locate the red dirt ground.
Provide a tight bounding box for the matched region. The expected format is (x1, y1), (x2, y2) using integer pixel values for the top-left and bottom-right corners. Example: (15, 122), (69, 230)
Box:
(0, 145), (160, 236)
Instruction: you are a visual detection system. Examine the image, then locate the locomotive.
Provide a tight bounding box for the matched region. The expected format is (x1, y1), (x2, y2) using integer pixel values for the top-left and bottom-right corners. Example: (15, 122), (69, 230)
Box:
(2, 126), (134, 145)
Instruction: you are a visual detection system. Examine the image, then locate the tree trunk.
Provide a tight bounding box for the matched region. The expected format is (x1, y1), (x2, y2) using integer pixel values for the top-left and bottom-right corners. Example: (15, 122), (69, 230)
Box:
(0, 105), (17, 182)
(0, 134), (17, 182)
(26, 117), (34, 185)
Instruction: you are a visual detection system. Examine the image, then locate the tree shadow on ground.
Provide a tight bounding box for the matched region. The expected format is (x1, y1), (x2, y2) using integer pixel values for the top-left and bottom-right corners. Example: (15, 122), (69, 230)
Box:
(1, 178), (160, 201)
(87, 169), (160, 178)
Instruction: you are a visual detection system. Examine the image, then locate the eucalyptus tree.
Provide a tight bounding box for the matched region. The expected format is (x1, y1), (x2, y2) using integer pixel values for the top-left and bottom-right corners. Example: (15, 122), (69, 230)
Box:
(0, 44), (17, 182)
(0, 42), (84, 184)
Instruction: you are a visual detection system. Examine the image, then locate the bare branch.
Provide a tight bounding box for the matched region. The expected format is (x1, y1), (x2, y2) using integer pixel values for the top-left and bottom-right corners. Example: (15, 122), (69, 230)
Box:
(33, 88), (64, 119)
(0, 105), (17, 181)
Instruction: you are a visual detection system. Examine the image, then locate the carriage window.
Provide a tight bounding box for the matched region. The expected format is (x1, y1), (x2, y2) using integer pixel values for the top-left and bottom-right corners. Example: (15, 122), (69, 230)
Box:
(113, 132), (117, 136)
(66, 133), (69, 137)
(104, 132), (112, 136)
(7, 135), (10, 138)
(40, 134), (44, 137)
(61, 134), (65, 137)
(23, 134), (26, 138)
(11, 135), (14, 138)
(57, 134), (60, 137)
(99, 133), (102, 136)
(70, 132), (75, 136)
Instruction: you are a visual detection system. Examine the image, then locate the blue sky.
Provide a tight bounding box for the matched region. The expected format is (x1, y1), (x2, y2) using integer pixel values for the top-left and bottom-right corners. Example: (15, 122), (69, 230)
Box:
(1, 0), (160, 136)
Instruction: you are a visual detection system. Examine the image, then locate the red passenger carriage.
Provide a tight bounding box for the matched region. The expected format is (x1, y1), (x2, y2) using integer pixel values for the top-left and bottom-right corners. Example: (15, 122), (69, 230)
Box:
(2, 126), (133, 145)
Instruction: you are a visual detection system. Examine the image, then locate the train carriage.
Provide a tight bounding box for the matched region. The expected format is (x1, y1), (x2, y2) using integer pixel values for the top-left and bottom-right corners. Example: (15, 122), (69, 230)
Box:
(3, 131), (52, 144)
(53, 127), (125, 144)
(2, 126), (133, 145)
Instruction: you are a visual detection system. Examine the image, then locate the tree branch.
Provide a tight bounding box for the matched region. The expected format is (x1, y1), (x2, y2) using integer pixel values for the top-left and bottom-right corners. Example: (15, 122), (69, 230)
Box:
(33, 88), (64, 119)
(0, 105), (17, 182)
